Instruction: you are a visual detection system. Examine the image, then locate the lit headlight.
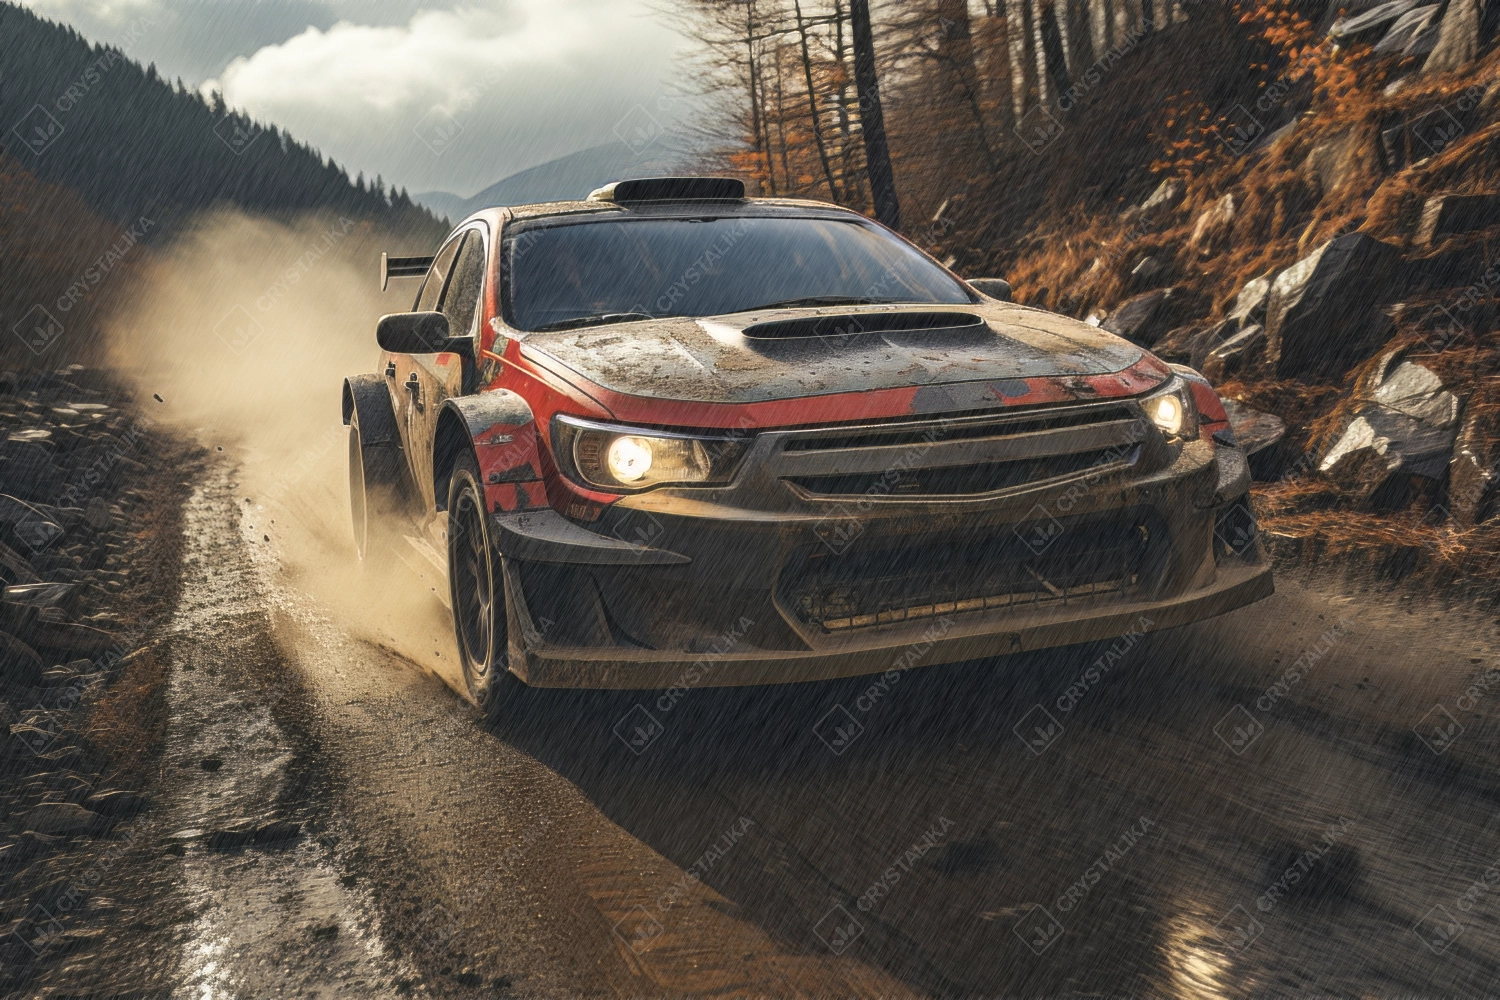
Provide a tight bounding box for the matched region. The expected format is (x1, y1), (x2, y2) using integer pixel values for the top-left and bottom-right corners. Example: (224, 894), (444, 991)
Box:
(553, 416), (751, 492)
(1142, 380), (1198, 440)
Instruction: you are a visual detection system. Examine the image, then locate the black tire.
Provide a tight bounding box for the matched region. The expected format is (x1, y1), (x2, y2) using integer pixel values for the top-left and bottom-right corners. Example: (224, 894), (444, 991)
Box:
(346, 377), (406, 571)
(447, 452), (521, 716)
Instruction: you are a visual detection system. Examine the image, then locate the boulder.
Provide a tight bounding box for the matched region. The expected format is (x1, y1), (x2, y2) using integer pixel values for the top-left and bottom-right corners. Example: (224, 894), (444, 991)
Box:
(22, 802), (102, 836)
(1121, 178), (1184, 222)
(1374, 4), (1442, 53)
(1150, 325), (1208, 364)
(1222, 399), (1288, 457)
(1425, 0), (1481, 72)
(1265, 233), (1403, 379)
(1331, 0), (1425, 42)
(1189, 317), (1243, 370)
(1203, 325), (1266, 383)
(1190, 194), (1236, 256)
(1449, 401), (1500, 526)
(1227, 272), (1276, 328)
(1320, 360), (1461, 505)
(1415, 192), (1500, 244)
(0, 630), (44, 687)
(1102, 288), (1175, 347)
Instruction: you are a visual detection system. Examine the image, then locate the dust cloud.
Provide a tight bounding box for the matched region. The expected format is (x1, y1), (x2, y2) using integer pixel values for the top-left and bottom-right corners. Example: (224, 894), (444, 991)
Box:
(104, 210), (459, 680)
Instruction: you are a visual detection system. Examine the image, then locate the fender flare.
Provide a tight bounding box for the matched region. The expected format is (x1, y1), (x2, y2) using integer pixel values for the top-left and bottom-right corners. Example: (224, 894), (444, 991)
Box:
(433, 390), (548, 513)
(342, 374), (401, 447)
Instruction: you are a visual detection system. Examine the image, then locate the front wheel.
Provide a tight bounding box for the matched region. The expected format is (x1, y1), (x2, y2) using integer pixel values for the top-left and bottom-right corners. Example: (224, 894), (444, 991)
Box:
(447, 453), (520, 716)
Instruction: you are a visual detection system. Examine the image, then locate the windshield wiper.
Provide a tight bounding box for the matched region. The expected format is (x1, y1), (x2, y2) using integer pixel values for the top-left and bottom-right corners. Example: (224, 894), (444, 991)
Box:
(747, 296), (901, 310)
(532, 312), (655, 332)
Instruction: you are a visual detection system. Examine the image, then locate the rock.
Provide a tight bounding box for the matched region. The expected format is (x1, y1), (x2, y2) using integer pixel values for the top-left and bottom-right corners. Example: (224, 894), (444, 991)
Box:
(1305, 132), (1359, 195)
(1331, 0), (1425, 42)
(1320, 360), (1461, 505)
(24, 621), (116, 656)
(1150, 325), (1208, 364)
(0, 539), (41, 584)
(1202, 324), (1266, 383)
(1265, 233), (1403, 379)
(83, 497), (112, 531)
(2, 582), (75, 610)
(1448, 392), (1500, 525)
(1425, 0), (1481, 72)
(254, 820), (302, 844)
(1222, 399), (1288, 457)
(206, 827), (255, 851)
(0, 631), (44, 687)
(1227, 273), (1276, 328)
(1121, 178), (1184, 221)
(200, 756), (223, 771)
(1102, 288), (1176, 346)
(1374, 4), (1442, 53)
(1415, 192), (1500, 244)
(1130, 256), (1163, 284)
(81, 789), (148, 818)
(1189, 317), (1243, 370)
(1190, 194), (1236, 256)
(22, 802), (102, 836)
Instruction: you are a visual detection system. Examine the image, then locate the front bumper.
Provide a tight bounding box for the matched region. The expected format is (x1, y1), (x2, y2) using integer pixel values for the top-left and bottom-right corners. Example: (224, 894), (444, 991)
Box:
(495, 419), (1271, 689)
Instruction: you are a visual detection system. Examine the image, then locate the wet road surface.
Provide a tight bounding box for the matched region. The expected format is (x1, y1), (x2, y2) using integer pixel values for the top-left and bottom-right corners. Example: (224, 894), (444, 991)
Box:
(47, 462), (1500, 998)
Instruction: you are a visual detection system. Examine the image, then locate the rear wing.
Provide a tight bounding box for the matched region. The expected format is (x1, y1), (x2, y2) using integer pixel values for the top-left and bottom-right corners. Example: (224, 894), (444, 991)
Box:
(380, 252), (435, 291)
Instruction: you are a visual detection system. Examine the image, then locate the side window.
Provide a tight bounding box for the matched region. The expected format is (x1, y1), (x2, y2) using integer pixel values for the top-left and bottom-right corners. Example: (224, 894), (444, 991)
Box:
(415, 235), (463, 312)
(441, 231), (487, 337)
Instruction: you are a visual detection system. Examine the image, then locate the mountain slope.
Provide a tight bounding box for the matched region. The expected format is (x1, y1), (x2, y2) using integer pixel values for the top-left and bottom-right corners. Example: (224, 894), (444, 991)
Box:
(415, 140), (694, 219)
(0, 2), (443, 240)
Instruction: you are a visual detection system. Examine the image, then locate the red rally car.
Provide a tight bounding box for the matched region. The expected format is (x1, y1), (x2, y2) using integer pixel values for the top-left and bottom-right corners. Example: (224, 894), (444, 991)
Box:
(342, 176), (1271, 713)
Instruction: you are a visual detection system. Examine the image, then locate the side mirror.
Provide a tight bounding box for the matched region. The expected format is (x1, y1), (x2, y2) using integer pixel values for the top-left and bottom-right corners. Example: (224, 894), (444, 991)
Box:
(968, 278), (1012, 302)
(376, 312), (467, 354)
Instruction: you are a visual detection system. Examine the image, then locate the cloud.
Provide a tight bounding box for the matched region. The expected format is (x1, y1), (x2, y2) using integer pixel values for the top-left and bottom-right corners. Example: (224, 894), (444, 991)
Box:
(200, 0), (693, 195)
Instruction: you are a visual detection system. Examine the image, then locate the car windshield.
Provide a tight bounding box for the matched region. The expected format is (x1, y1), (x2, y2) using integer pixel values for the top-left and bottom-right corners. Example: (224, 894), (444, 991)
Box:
(504, 215), (972, 332)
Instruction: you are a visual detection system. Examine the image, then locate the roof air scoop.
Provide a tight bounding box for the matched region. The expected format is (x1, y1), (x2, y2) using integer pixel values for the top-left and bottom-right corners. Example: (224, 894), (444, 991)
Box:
(587, 177), (747, 203)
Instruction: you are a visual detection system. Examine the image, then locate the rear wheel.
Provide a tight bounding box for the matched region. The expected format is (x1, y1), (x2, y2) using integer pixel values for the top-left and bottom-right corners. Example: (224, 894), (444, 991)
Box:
(448, 453), (520, 716)
(348, 401), (405, 571)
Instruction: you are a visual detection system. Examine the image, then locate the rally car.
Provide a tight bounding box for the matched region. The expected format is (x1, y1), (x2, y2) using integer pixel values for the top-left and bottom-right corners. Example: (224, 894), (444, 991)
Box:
(342, 176), (1271, 713)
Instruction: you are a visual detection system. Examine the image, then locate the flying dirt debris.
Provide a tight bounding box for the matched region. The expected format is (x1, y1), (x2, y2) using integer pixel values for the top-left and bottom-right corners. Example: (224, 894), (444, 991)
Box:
(4, 0), (1500, 996)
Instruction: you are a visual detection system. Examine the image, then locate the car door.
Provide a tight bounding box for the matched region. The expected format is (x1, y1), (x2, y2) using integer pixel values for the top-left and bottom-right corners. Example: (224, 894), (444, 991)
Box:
(407, 225), (488, 512)
(392, 233), (462, 505)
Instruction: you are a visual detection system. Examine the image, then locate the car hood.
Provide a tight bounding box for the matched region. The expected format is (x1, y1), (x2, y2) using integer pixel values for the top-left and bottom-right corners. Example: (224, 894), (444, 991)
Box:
(520, 303), (1146, 406)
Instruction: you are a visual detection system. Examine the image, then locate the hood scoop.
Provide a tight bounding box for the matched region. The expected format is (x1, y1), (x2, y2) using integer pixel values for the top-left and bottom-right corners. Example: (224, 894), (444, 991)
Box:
(741, 311), (986, 340)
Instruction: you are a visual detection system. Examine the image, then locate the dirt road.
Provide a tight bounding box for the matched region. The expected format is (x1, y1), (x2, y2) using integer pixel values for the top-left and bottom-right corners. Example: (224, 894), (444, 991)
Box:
(19, 460), (1500, 998)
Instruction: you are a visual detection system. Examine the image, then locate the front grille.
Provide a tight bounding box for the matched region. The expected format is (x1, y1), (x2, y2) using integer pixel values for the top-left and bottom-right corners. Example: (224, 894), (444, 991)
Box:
(784, 404), (1138, 452)
(780, 508), (1162, 631)
(787, 444), (1139, 498)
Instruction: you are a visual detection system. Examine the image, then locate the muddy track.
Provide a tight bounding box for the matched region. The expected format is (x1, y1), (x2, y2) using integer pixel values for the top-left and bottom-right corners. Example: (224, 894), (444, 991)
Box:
(17, 454), (1500, 998)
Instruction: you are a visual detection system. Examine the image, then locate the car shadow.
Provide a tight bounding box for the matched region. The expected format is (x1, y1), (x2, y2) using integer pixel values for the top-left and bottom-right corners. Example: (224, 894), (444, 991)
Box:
(491, 631), (1262, 998)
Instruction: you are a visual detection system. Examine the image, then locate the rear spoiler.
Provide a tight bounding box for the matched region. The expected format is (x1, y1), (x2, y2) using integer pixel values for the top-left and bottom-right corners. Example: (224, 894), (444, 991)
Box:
(380, 252), (435, 291)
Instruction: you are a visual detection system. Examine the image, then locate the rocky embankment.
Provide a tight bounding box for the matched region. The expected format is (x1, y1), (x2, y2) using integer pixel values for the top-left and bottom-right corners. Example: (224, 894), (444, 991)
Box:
(0, 366), (190, 986)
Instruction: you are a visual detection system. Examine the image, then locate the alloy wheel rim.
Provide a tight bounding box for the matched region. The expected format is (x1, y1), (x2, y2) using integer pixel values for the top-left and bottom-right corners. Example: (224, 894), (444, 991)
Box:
(454, 484), (493, 681)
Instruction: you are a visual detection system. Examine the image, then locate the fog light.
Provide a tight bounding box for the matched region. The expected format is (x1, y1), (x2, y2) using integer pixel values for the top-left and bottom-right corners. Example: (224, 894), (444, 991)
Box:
(607, 436), (653, 481)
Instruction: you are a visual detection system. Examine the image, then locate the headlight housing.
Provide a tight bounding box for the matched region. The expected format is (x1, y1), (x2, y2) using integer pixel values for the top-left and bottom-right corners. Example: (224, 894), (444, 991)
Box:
(552, 415), (752, 492)
(1141, 378), (1199, 442)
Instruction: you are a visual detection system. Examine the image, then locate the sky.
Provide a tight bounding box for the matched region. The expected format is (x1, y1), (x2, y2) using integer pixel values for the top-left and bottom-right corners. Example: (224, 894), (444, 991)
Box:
(19, 0), (698, 197)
